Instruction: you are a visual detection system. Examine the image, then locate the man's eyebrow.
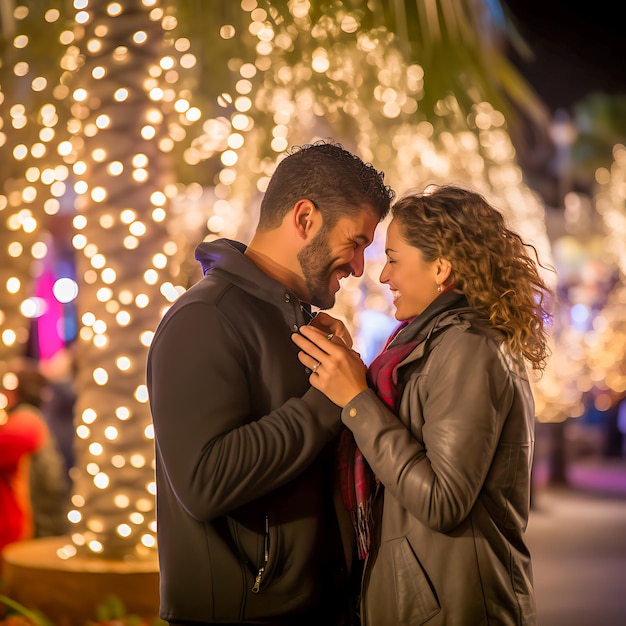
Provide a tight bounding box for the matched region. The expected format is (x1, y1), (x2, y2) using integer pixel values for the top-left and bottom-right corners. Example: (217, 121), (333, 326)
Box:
(355, 234), (371, 245)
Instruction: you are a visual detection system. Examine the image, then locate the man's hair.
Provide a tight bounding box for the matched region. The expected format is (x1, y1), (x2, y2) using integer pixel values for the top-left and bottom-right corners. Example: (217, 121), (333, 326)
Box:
(257, 139), (395, 231)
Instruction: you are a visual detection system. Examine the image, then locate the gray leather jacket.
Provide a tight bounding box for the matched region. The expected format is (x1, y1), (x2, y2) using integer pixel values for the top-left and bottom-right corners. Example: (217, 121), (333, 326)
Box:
(147, 239), (353, 624)
(343, 295), (537, 625)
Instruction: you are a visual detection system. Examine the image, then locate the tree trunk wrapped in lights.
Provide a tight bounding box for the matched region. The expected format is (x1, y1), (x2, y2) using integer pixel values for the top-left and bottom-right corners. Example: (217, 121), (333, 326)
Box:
(0, 2), (70, 363)
(65, 0), (177, 560)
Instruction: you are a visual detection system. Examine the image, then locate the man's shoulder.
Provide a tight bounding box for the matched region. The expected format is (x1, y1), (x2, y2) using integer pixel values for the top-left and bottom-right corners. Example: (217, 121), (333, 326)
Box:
(156, 273), (266, 337)
(176, 271), (257, 310)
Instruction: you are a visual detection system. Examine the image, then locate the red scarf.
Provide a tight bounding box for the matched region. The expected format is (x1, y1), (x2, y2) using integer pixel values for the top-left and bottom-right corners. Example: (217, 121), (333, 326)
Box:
(337, 429), (373, 560)
(367, 320), (421, 410)
(338, 320), (425, 560)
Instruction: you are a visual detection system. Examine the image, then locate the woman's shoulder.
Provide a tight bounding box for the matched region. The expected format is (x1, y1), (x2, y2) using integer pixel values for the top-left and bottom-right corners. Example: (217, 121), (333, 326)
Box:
(440, 308), (504, 340)
(436, 315), (527, 378)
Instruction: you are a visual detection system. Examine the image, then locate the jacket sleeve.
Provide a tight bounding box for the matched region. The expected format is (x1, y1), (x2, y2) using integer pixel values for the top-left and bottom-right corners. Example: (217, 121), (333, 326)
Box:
(147, 300), (341, 521)
(342, 329), (515, 532)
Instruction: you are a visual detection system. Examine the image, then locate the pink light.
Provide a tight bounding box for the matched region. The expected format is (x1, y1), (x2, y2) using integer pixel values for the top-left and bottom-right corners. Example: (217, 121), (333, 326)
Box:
(35, 267), (65, 360)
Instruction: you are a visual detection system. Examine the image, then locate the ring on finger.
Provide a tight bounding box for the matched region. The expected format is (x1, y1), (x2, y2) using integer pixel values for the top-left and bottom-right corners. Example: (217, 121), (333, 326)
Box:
(312, 361), (321, 374)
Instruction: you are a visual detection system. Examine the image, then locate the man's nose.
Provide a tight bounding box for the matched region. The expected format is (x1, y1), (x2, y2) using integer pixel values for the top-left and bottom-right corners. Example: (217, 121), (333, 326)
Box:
(349, 250), (365, 277)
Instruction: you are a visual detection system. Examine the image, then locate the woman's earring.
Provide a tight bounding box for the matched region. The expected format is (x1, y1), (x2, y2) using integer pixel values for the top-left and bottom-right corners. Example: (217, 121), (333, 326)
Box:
(437, 284), (442, 292)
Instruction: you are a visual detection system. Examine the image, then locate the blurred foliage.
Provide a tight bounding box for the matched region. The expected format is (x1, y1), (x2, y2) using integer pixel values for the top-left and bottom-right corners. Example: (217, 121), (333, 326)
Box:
(571, 93), (626, 184)
(0, 594), (52, 626)
(171, 0), (552, 162)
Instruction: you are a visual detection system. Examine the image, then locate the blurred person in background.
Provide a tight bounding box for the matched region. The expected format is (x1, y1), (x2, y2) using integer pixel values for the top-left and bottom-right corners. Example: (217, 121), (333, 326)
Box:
(40, 346), (77, 485)
(0, 358), (69, 571)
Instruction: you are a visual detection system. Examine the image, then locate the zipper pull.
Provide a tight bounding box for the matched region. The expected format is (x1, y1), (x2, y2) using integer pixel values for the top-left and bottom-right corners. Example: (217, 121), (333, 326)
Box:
(251, 566), (265, 593)
(251, 516), (270, 594)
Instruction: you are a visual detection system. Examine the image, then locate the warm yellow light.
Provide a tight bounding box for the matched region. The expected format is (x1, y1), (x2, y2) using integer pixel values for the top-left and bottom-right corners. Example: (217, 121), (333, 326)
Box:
(45, 8), (60, 22)
(74, 180), (88, 194)
(92, 148), (107, 161)
(114, 494), (130, 508)
(121, 209), (136, 223)
(93, 367), (109, 385)
(74, 11), (91, 24)
(116, 406), (131, 420)
(32, 77), (47, 91)
(73, 160), (87, 174)
(88, 541), (104, 553)
(89, 443), (103, 456)
(94, 473), (109, 489)
(116, 356), (131, 371)
(82, 408), (97, 425)
(107, 2), (123, 17)
(0, 330), (14, 348)
(135, 385), (149, 403)
(150, 191), (165, 205)
(7, 277), (21, 294)
(117, 524), (132, 537)
(107, 161), (124, 175)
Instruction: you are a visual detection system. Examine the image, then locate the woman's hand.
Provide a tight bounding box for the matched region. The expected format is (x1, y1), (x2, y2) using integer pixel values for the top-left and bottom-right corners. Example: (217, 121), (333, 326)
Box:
(308, 311), (353, 348)
(292, 324), (368, 407)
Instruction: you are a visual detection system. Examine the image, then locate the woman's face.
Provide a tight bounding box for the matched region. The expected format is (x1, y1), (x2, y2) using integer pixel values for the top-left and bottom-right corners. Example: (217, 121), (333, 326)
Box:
(379, 219), (442, 320)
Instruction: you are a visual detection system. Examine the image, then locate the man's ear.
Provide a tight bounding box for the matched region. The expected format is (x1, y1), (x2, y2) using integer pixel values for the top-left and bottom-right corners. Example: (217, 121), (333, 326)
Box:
(293, 199), (318, 239)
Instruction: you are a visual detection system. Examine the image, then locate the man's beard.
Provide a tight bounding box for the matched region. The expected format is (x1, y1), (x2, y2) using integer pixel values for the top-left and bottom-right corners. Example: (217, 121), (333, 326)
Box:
(297, 225), (338, 309)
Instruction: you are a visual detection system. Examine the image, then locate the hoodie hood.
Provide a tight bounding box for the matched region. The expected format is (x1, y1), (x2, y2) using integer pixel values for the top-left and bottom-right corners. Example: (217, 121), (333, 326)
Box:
(194, 238), (312, 327)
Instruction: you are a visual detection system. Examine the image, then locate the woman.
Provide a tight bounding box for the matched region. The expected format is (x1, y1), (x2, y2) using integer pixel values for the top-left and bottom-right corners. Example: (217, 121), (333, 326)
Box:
(292, 185), (553, 626)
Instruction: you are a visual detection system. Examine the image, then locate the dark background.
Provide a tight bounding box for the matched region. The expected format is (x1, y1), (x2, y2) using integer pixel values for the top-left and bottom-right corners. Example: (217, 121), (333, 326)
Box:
(504, 0), (625, 111)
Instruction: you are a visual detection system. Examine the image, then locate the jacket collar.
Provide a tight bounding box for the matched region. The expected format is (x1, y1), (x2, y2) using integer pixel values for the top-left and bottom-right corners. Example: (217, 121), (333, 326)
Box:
(388, 291), (471, 348)
(194, 238), (310, 328)
(387, 291), (477, 367)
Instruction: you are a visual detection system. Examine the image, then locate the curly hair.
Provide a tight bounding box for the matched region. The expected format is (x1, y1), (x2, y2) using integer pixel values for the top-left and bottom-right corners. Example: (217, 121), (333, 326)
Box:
(257, 139), (395, 231)
(391, 185), (554, 371)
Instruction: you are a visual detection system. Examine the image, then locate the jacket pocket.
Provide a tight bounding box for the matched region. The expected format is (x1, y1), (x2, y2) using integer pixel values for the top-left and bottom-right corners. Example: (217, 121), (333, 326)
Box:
(389, 536), (440, 625)
(229, 514), (280, 594)
(251, 515), (270, 593)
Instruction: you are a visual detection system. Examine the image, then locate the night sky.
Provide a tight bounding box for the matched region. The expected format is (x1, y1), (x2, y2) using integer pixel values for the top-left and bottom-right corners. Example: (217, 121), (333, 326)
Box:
(504, 1), (626, 111)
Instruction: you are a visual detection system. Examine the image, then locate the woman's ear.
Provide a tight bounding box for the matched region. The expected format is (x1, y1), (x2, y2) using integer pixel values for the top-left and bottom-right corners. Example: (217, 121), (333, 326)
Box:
(436, 257), (452, 285)
(293, 199), (319, 239)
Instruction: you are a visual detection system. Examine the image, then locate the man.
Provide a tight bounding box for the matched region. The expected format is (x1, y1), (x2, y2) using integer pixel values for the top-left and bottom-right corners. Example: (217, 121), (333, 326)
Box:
(147, 140), (395, 626)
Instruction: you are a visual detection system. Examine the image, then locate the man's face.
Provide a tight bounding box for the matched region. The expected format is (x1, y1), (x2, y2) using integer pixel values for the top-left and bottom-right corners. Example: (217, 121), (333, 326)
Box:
(297, 206), (380, 309)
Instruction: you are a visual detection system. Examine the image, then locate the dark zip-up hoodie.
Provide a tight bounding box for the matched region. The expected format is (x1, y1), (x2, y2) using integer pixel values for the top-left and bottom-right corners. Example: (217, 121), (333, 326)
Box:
(147, 239), (353, 624)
